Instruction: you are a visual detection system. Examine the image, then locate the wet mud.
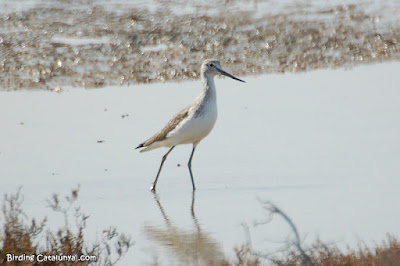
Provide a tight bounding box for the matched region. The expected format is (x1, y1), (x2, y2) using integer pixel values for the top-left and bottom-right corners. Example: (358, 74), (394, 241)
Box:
(0, 0), (399, 90)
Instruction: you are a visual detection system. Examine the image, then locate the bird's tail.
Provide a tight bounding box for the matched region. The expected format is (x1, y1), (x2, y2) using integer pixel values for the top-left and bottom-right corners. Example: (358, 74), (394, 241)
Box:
(135, 143), (152, 152)
(135, 143), (144, 149)
(135, 142), (158, 153)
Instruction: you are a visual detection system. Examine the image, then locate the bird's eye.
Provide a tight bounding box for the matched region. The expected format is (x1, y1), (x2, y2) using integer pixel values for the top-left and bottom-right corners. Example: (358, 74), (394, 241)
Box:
(209, 63), (214, 67)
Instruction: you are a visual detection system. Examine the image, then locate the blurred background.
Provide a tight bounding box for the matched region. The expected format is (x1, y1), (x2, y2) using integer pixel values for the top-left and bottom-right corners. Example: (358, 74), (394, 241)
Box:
(1, 0), (399, 90)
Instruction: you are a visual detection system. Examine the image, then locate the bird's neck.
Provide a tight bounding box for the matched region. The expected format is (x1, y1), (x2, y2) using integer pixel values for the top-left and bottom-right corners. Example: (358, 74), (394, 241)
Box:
(192, 74), (217, 116)
(201, 74), (216, 100)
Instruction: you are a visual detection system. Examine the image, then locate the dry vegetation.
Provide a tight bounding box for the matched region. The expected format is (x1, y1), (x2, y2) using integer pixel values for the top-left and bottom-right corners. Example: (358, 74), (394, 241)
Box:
(219, 201), (400, 266)
(211, 238), (400, 266)
(0, 187), (132, 265)
(220, 237), (400, 266)
(1, 190), (400, 265)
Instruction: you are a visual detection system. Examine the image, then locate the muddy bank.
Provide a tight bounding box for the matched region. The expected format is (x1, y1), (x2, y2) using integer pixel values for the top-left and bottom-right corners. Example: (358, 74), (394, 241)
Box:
(0, 0), (399, 90)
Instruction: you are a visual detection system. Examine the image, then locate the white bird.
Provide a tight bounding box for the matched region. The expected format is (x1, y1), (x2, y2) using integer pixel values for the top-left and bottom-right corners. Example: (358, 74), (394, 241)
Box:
(136, 59), (245, 192)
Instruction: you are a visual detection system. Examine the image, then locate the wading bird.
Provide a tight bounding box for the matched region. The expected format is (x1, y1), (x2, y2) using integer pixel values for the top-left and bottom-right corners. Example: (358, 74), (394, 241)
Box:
(136, 59), (245, 192)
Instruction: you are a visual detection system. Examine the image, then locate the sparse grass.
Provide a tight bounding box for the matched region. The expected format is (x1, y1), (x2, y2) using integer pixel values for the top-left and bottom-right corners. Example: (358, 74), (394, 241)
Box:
(1, 190), (399, 265)
(223, 237), (400, 266)
(303, 236), (400, 266)
(0, 187), (133, 265)
(221, 201), (400, 266)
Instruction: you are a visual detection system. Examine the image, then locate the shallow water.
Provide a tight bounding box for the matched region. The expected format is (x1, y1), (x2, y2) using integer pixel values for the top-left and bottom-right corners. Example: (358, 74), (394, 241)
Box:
(1, 62), (400, 264)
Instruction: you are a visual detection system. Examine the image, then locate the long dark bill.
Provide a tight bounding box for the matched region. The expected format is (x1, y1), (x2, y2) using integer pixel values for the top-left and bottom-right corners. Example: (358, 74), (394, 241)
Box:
(217, 68), (246, 83)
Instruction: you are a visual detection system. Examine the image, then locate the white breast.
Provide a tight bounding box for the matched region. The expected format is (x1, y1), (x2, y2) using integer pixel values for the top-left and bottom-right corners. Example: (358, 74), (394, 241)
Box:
(167, 88), (218, 145)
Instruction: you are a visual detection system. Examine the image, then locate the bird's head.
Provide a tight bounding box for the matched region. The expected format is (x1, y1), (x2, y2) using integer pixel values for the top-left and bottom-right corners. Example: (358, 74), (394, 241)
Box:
(201, 59), (245, 83)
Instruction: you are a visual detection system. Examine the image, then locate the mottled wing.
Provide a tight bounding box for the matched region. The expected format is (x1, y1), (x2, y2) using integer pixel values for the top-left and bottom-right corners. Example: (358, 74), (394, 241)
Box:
(136, 107), (190, 149)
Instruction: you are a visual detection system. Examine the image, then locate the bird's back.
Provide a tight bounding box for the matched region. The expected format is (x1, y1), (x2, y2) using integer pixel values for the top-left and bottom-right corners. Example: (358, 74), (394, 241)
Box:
(136, 106), (190, 152)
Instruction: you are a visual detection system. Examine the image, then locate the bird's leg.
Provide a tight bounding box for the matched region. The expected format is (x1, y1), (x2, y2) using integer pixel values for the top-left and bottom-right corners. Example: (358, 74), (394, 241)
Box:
(151, 146), (175, 192)
(188, 144), (197, 190)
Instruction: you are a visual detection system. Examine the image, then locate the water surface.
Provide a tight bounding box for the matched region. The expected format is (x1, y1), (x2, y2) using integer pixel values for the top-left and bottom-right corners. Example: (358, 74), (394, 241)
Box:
(1, 62), (400, 264)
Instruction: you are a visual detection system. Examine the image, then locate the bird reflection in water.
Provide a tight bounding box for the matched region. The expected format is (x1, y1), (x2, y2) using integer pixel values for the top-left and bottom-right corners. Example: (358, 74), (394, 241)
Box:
(144, 192), (224, 264)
